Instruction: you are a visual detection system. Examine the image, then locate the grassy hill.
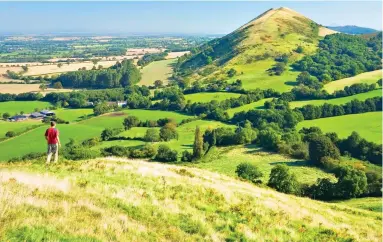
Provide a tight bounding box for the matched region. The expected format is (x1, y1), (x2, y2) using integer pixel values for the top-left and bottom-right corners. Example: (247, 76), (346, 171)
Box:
(297, 112), (382, 144)
(184, 92), (240, 103)
(0, 158), (381, 241)
(140, 59), (176, 86)
(177, 7), (336, 92)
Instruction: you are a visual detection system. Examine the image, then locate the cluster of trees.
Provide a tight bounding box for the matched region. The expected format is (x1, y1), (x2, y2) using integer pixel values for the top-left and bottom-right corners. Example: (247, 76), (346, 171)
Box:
(53, 60), (141, 89)
(292, 33), (382, 82)
(137, 51), (168, 67)
(295, 97), (382, 120)
(0, 92), (43, 102)
(183, 79), (244, 94)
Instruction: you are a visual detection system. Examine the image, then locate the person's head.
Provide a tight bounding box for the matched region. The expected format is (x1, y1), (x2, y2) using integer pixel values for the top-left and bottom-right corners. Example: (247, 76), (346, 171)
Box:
(50, 121), (56, 127)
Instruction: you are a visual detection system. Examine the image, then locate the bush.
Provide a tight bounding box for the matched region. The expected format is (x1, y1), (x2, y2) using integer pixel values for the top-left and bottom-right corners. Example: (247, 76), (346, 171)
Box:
(181, 150), (193, 162)
(235, 163), (263, 183)
(5, 131), (16, 137)
(101, 128), (122, 141)
(309, 136), (340, 165)
(159, 123), (178, 141)
(102, 146), (130, 157)
(155, 144), (178, 162)
(144, 128), (160, 142)
(268, 164), (299, 194)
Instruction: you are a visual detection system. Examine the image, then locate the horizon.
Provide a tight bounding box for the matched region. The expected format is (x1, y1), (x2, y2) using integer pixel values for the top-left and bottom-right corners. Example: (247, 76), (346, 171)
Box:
(0, 1), (381, 35)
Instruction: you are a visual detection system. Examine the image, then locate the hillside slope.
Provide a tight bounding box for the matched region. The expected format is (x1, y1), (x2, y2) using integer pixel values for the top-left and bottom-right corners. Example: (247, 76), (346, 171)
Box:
(176, 7), (336, 91)
(0, 158), (381, 241)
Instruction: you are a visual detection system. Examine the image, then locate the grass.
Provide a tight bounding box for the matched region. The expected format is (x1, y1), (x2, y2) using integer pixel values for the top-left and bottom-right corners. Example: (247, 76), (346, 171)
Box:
(184, 92), (240, 103)
(297, 112), (382, 144)
(333, 197), (382, 213)
(140, 59), (176, 86)
(194, 145), (335, 185)
(0, 101), (52, 115)
(290, 89), (382, 108)
(0, 124), (103, 161)
(226, 98), (272, 117)
(0, 120), (42, 138)
(54, 108), (94, 122)
(324, 70), (382, 93)
(0, 158), (380, 241)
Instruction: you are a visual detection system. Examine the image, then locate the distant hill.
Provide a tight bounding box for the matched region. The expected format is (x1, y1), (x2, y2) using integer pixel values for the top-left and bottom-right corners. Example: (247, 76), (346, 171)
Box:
(175, 7), (336, 86)
(327, 25), (378, 35)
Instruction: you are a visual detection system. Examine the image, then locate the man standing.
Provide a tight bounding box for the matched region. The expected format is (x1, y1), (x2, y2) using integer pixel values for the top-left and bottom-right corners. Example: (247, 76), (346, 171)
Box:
(45, 121), (61, 164)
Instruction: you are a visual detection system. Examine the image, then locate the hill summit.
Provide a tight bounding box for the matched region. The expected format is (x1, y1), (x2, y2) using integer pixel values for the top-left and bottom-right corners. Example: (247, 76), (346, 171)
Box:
(177, 7), (336, 77)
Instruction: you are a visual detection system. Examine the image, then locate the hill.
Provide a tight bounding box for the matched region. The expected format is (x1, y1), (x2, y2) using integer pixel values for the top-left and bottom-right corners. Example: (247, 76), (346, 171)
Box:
(327, 25), (378, 34)
(175, 7), (336, 91)
(0, 158), (381, 241)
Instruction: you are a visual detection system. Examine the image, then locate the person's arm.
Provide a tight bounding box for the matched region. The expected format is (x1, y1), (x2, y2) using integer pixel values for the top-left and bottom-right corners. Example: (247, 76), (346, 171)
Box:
(57, 130), (61, 147)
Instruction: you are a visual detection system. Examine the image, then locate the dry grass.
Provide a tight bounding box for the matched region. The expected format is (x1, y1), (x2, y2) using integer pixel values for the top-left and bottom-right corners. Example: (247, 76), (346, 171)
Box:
(318, 26), (338, 37)
(0, 158), (380, 241)
(166, 51), (190, 59)
(0, 84), (72, 94)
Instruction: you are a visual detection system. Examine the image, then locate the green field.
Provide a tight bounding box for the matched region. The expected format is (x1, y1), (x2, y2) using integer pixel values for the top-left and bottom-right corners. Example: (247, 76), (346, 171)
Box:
(334, 197), (382, 213)
(226, 98), (272, 117)
(226, 60), (300, 92)
(0, 120), (42, 138)
(184, 92), (240, 103)
(0, 124), (103, 161)
(140, 59), (176, 86)
(290, 89), (382, 108)
(324, 70), (382, 93)
(297, 112), (382, 143)
(0, 101), (52, 115)
(194, 145), (335, 185)
(54, 108), (93, 122)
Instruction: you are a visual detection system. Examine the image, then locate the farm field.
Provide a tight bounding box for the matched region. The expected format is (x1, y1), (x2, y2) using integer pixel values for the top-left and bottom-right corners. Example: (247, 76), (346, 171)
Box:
(0, 84), (73, 94)
(324, 70), (382, 93)
(139, 59), (176, 86)
(297, 112), (382, 143)
(0, 101), (52, 114)
(195, 145), (335, 184)
(165, 51), (190, 59)
(226, 98), (272, 117)
(0, 120), (41, 138)
(290, 89), (382, 108)
(54, 108), (93, 122)
(184, 92), (240, 103)
(0, 124), (104, 161)
(226, 60), (300, 92)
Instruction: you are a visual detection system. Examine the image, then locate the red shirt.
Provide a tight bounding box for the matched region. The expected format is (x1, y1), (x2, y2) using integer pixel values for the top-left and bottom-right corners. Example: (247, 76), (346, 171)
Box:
(45, 127), (59, 144)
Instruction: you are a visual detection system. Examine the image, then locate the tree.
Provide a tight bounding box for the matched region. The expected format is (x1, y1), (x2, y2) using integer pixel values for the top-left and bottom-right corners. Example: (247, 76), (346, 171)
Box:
(295, 46), (304, 53)
(101, 128), (122, 141)
(5, 131), (16, 137)
(92, 59), (100, 66)
(227, 68), (237, 77)
(144, 128), (160, 142)
(234, 127), (257, 144)
(57, 63), (63, 68)
(39, 84), (47, 91)
(309, 136), (340, 165)
(53, 82), (63, 89)
(236, 163), (263, 183)
(159, 123), (178, 141)
(192, 126), (204, 159)
(154, 80), (164, 88)
(93, 102), (113, 116)
(268, 164), (299, 194)
(181, 150), (193, 162)
(377, 79), (382, 87)
(21, 65), (28, 72)
(123, 116), (140, 130)
(334, 166), (368, 199)
(2, 112), (10, 119)
(155, 144), (178, 162)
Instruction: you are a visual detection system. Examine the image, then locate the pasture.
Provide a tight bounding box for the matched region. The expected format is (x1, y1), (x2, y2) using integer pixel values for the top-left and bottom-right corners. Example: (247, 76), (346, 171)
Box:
(195, 145), (335, 184)
(334, 197), (382, 213)
(324, 70), (382, 93)
(184, 92), (240, 103)
(139, 59), (176, 86)
(0, 124), (104, 161)
(297, 112), (382, 143)
(0, 120), (41, 138)
(290, 89), (382, 108)
(0, 101), (52, 114)
(54, 108), (93, 122)
(226, 98), (272, 117)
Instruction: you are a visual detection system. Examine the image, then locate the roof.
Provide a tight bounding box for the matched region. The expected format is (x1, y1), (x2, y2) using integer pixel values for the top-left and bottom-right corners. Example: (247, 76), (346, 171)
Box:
(10, 115), (27, 119)
(40, 110), (55, 114)
(30, 112), (45, 117)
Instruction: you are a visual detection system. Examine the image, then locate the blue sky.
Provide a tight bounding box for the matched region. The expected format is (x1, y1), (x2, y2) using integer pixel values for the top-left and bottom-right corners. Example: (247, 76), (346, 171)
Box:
(0, 1), (381, 34)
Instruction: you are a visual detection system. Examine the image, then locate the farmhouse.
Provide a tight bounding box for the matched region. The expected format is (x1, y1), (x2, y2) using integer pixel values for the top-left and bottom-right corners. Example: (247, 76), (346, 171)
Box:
(9, 115), (28, 122)
(40, 110), (55, 116)
(30, 112), (45, 119)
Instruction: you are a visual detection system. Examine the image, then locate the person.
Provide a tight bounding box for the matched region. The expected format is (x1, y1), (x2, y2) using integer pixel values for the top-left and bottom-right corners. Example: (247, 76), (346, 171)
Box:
(44, 121), (61, 164)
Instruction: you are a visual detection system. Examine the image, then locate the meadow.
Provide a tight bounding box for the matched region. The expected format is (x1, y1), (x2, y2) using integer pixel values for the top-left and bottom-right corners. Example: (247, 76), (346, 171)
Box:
(290, 89), (382, 108)
(0, 120), (42, 138)
(297, 112), (382, 143)
(323, 70), (382, 93)
(54, 108), (93, 122)
(139, 59), (176, 86)
(0, 158), (380, 241)
(226, 98), (272, 117)
(184, 92), (240, 103)
(0, 101), (52, 114)
(195, 145), (335, 185)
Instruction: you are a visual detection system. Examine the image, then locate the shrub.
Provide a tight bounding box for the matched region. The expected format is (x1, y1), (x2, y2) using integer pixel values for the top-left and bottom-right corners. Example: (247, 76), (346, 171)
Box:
(309, 136), (340, 165)
(144, 128), (160, 142)
(101, 128), (122, 141)
(235, 163), (263, 183)
(123, 116), (140, 130)
(268, 164), (299, 194)
(5, 131), (16, 138)
(155, 144), (178, 162)
(181, 150), (193, 162)
(102, 146), (130, 157)
(159, 123), (178, 141)
(333, 165), (367, 199)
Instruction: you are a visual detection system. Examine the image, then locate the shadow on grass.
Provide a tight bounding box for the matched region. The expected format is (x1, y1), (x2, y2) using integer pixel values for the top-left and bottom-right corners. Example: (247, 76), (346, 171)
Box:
(270, 160), (313, 167)
(284, 81), (298, 86)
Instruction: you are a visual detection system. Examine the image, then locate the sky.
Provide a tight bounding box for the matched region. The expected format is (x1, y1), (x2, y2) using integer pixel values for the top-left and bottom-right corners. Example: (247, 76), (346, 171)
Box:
(0, 1), (381, 35)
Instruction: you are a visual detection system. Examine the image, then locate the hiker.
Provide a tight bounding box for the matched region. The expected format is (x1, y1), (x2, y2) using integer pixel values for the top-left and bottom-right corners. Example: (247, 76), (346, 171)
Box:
(44, 121), (61, 164)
